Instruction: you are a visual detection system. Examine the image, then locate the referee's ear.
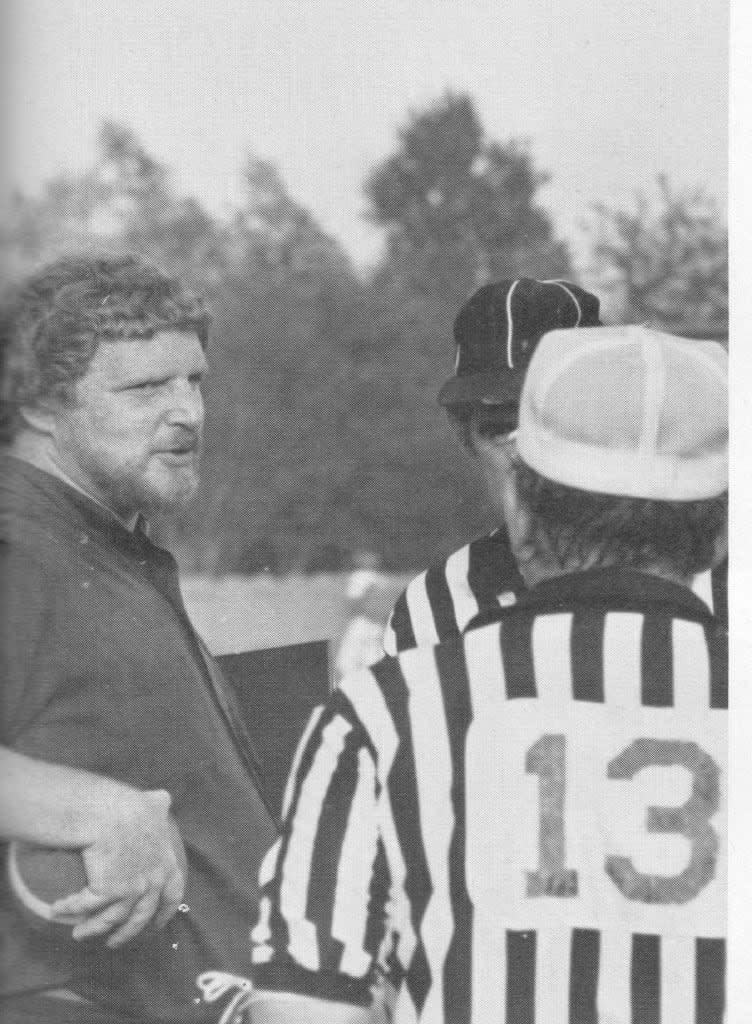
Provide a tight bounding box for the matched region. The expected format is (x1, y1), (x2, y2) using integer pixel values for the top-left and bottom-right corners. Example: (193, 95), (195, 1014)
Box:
(500, 465), (530, 555)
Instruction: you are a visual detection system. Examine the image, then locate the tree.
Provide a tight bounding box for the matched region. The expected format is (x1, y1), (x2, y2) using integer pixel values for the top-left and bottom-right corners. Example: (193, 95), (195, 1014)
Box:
(1, 121), (226, 290)
(366, 92), (572, 311)
(1, 116), (576, 573)
(588, 175), (728, 338)
(351, 94), (575, 568)
(194, 156), (367, 572)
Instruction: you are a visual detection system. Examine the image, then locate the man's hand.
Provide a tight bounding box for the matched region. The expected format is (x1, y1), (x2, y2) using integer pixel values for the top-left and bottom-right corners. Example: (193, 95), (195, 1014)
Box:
(50, 788), (187, 948)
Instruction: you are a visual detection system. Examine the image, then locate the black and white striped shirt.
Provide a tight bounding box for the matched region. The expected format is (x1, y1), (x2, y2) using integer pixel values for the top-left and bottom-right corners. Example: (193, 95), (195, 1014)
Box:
(252, 569), (727, 1023)
(383, 529), (727, 656)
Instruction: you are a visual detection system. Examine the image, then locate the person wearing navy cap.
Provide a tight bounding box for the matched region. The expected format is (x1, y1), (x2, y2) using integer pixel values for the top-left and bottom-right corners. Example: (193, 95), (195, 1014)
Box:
(383, 277), (602, 656)
(382, 277), (726, 657)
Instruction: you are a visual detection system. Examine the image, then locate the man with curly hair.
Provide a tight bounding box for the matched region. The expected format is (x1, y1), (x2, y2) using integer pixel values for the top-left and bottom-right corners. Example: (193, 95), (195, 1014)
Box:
(0, 255), (275, 1023)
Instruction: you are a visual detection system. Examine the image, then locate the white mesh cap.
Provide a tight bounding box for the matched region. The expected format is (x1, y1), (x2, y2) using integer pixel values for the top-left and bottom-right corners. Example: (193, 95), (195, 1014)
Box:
(516, 325), (728, 500)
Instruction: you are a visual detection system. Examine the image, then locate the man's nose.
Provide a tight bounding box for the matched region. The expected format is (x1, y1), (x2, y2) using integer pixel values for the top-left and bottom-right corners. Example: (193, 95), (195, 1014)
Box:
(165, 379), (204, 429)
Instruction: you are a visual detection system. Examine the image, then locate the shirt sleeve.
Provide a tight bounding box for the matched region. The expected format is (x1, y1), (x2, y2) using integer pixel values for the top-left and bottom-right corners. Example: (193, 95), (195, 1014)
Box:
(251, 689), (393, 1007)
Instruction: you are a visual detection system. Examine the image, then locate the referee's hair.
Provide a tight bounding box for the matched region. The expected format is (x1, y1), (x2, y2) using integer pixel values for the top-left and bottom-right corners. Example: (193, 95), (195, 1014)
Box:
(515, 460), (727, 579)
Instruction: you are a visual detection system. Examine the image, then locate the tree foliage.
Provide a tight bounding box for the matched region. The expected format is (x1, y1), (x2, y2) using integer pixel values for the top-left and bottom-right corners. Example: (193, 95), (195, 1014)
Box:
(4, 107), (563, 572)
(589, 175), (728, 338)
(3, 108), (725, 574)
(366, 92), (572, 311)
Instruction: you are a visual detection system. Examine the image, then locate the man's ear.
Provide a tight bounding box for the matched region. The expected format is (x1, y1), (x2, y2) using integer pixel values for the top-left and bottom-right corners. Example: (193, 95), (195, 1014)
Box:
(472, 426), (517, 472)
(500, 466), (530, 551)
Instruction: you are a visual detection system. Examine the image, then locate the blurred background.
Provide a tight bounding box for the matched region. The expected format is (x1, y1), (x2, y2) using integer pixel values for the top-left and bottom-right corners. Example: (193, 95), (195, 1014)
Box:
(2, 0), (728, 653)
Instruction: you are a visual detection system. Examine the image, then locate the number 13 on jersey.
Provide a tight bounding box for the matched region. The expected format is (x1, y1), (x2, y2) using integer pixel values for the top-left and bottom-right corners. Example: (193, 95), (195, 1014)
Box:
(466, 702), (726, 938)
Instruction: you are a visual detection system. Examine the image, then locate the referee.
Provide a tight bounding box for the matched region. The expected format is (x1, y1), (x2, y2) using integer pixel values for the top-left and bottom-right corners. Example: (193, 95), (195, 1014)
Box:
(383, 279), (727, 656)
(246, 326), (727, 1024)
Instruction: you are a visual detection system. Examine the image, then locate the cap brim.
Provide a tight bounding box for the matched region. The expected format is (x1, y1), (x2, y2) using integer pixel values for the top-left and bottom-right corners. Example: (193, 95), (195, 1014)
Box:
(437, 370), (525, 407)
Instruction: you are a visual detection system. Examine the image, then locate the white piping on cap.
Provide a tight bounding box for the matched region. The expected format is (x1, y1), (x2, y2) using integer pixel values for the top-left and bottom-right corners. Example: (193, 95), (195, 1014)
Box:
(639, 333), (667, 453)
(543, 279), (583, 325)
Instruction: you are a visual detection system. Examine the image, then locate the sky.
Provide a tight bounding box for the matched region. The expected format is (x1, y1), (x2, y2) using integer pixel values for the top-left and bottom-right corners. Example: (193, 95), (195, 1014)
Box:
(4, 0), (729, 273)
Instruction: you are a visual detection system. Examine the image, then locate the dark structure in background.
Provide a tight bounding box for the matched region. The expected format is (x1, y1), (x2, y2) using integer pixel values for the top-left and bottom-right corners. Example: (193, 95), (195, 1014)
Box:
(219, 641), (331, 819)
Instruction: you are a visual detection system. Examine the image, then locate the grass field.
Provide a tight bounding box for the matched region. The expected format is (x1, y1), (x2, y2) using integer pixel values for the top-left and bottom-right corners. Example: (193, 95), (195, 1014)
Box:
(181, 573), (409, 656)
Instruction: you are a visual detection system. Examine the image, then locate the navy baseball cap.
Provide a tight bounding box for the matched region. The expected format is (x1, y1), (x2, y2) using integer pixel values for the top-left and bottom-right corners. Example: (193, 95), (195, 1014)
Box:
(438, 278), (602, 407)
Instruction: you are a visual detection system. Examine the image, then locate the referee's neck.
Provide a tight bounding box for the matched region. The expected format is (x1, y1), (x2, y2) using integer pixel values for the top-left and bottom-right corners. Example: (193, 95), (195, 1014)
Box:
(519, 556), (692, 592)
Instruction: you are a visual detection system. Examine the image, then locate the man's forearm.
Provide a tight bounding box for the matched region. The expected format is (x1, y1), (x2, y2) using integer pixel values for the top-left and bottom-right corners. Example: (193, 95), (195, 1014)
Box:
(0, 745), (145, 846)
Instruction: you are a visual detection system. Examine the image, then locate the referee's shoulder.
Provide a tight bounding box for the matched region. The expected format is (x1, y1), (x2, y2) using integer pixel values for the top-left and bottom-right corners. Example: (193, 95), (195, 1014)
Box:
(397, 530), (497, 602)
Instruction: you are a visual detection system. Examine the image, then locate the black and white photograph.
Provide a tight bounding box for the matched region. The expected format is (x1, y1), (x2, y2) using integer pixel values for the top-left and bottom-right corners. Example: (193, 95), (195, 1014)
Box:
(1, 2), (740, 1022)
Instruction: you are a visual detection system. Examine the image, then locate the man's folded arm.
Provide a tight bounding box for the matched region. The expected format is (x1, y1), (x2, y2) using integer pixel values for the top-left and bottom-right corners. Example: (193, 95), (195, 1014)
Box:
(0, 745), (186, 946)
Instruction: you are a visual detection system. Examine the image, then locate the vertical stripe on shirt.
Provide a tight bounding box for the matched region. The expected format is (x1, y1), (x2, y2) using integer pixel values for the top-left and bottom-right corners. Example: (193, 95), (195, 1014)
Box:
(401, 648), (455, 1022)
(531, 613), (573, 706)
(424, 563), (460, 642)
(671, 619), (710, 716)
(331, 747), (382, 977)
(598, 930), (632, 1024)
(364, 838), (391, 964)
(260, 705), (335, 962)
(370, 656), (433, 1013)
(280, 706), (325, 819)
(466, 531), (524, 614)
(708, 624), (728, 711)
(338, 668), (416, 975)
(501, 614), (536, 698)
(405, 571), (441, 648)
(569, 929), (599, 1024)
(641, 615), (674, 707)
(388, 591), (417, 655)
(444, 544), (480, 634)
(570, 609), (606, 702)
(603, 612), (644, 710)
(535, 926), (571, 1024)
(631, 934), (661, 1024)
(305, 727), (361, 969)
(696, 938), (725, 1023)
(692, 569), (714, 614)
(281, 715), (352, 970)
(660, 936), (697, 1024)
(434, 641), (473, 1024)
(507, 930), (536, 1024)
(464, 621), (508, 1024)
(711, 560), (727, 629)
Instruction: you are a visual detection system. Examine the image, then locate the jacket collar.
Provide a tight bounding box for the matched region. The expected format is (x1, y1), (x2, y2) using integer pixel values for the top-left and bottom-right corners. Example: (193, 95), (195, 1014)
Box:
(1, 454), (152, 554)
(513, 567), (713, 622)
